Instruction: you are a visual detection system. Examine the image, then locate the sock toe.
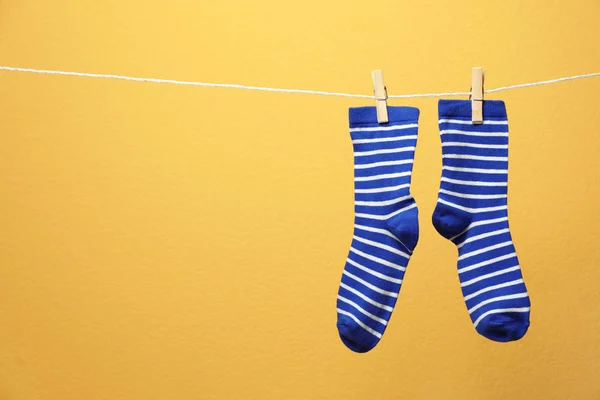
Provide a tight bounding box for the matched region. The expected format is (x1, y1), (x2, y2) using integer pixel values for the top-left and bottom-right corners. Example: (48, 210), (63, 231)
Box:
(337, 317), (378, 353)
(476, 313), (530, 342)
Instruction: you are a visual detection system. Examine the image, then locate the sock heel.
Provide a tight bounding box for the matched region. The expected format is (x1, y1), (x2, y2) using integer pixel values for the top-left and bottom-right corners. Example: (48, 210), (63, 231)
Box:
(431, 202), (471, 240)
(386, 204), (419, 252)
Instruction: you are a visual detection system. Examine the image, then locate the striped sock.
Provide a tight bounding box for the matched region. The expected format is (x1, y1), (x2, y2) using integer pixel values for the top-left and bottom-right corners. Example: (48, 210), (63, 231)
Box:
(432, 100), (531, 342)
(336, 106), (420, 353)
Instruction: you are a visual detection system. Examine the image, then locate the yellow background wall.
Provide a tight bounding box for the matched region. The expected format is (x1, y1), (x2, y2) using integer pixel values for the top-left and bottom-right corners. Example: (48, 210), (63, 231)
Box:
(1, 1), (599, 399)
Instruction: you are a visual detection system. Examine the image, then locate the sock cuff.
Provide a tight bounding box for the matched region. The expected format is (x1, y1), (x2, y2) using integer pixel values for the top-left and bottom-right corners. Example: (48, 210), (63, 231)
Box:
(349, 106), (420, 127)
(438, 100), (507, 119)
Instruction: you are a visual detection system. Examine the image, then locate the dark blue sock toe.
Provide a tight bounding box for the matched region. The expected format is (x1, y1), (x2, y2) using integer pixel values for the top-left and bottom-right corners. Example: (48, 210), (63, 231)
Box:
(337, 316), (379, 353)
(476, 313), (530, 342)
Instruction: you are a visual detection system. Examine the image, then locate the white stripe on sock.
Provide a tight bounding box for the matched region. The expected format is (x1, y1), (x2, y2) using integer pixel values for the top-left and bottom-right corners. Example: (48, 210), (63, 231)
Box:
(346, 258), (403, 284)
(355, 202), (417, 221)
(473, 307), (530, 328)
(443, 166), (508, 174)
(448, 217), (509, 241)
(353, 235), (410, 259)
(343, 271), (398, 298)
(350, 123), (418, 133)
(441, 177), (508, 187)
(461, 265), (521, 287)
(349, 247), (406, 272)
(458, 241), (513, 261)
(438, 119), (508, 125)
(463, 279), (524, 301)
(355, 194), (413, 207)
(354, 159), (414, 170)
(443, 154), (508, 162)
(440, 129), (508, 137)
(468, 293), (529, 314)
(340, 282), (394, 312)
(439, 188), (507, 200)
(468, 217), (509, 229)
(352, 135), (418, 144)
(355, 146), (415, 157)
(338, 295), (388, 325)
(388, 202), (418, 219)
(457, 229), (511, 250)
(458, 253), (517, 274)
(354, 224), (401, 243)
(438, 198), (507, 213)
(337, 308), (383, 338)
(442, 142), (508, 149)
(355, 183), (411, 194)
(355, 171), (412, 182)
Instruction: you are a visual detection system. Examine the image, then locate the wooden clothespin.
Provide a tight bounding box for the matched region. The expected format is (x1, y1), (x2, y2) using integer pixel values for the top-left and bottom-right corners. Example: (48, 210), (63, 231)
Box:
(471, 67), (485, 124)
(372, 70), (388, 124)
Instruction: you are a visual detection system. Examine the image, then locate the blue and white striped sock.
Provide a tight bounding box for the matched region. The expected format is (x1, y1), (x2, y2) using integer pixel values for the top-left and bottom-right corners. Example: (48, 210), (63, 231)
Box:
(432, 100), (531, 342)
(336, 106), (420, 353)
